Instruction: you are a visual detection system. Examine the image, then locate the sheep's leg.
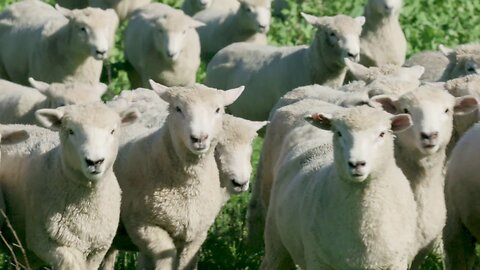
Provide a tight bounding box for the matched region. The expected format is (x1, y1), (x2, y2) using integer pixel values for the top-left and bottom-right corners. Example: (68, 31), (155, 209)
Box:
(247, 167), (266, 251)
(99, 248), (118, 270)
(177, 232), (208, 270)
(261, 214), (295, 270)
(86, 248), (110, 270)
(33, 245), (87, 270)
(443, 209), (476, 270)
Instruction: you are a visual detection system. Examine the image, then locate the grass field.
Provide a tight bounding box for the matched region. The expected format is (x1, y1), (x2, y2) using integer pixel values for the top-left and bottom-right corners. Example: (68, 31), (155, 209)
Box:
(0, 0), (479, 268)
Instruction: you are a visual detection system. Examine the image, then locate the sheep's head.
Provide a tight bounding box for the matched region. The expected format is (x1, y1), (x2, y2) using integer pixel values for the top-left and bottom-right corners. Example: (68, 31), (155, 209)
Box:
(29, 78), (106, 108)
(150, 80), (244, 156)
(373, 86), (478, 155)
(56, 5), (119, 61)
(368, 0), (403, 16)
(441, 44), (480, 79)
(302, 13), (364, 66)
(216, 115), (267, 194)
(35, 103), (139, 182)
(306, 106), (411, 183)
(238, 0), (271, 34)
(151, 10), (204, 61)
(191, 0), (213, 10)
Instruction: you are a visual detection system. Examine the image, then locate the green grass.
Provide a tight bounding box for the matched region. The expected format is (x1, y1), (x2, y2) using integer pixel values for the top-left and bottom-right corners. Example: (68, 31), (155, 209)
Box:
(0, 0), (479, 268)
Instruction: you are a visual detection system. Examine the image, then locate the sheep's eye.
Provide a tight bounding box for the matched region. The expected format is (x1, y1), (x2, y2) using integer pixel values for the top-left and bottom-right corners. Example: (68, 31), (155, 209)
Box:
(111, 129), (115, 135)
(336, 131), (342, 137)
(379, 131), (385, 138)
(215, 107), (220, 113)
(403, 108), (409, 114)
(175, 106), (182, 113)
(68, 129), (74, 135)
(80, 26), (87, 32)
(329, 32), (336, 38)
(445, 108), (450, 113)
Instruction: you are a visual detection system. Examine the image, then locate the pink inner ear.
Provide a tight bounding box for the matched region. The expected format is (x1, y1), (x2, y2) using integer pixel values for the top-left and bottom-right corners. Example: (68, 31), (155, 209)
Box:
(456, 97), (478, 111)
(391, 115), (411, 131)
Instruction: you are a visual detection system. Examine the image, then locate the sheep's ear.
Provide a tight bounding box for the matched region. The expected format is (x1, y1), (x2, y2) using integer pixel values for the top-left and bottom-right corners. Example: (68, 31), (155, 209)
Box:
(149, 79), (171, 102)
(403, 65), (425, 80)
(439, 44), (454, 56)
(355, 16), (366, 26)
(222, 86), (245, 106)
(35, 109), (64, 131)
(28, 77), (50, 94)
(301, 13), (327, 27)
(188, 18), (205, 28)
(370, 95), (398, 114)
(94, 83), (108, 98)
(55, 4), (74, 19)
(454, 96), (478, 115)
(120, 108), (140, 126)
(305, 113), (332, 130)
(249, 120), (269, 133)
(390, 114), (412, 133)
(345, 59), (371, 82)
(0, 129), (29, 145)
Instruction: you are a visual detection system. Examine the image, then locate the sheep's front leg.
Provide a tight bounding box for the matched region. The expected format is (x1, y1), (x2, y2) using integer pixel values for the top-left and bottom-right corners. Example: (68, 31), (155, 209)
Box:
(33, 245), (87, 270)
(177, 232), (208, 270)
(86, 248), (110, 270)
(99, 248), (118, 270)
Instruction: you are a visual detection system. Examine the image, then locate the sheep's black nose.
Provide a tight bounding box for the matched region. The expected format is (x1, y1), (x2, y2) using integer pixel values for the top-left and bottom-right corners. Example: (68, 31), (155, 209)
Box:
(348, 161), (366, 169)
(86, 158), (104, 167)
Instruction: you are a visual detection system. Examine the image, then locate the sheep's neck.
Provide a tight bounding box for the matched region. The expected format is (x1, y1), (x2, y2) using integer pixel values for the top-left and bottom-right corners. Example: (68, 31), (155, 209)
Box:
(230, 13), (259, 43)
(308, 35), (347, 88)
(363, 6), (400, 33)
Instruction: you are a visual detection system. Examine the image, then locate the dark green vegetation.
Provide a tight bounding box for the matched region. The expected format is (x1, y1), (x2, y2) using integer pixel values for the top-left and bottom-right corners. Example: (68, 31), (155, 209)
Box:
(0, 0), (479, 268)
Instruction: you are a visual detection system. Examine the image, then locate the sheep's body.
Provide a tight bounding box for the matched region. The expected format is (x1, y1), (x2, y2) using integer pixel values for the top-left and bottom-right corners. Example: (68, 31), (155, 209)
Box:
(0, 103), (137, 269)
(262, 105), (416, 269)
(194, 0), (271, 57)
(360, 0), (406, 67)
(125, 4), (202, 88)
(0, 0), (118, 85)
(182, 0), (239, 16)
(57, 0), (151, 20)
(206, 14), (365, 121)
(404, 51), (449, 82)
(444, 123), (480, 269)
(0, 79), (105, 125)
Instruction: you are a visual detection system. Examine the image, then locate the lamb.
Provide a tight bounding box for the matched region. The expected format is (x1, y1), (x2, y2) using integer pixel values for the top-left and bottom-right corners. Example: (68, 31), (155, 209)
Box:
(56, 0), (151, 20)
(194, 0), (271, 57)
(124, 3), (203, 88)
(0, 1), (119, 85)
(114, 81), (244, 269)
(182, 0), (239, 16)
(0, 78), (106, 125)
(359, 0), (406, 67)
(443, 123), (480, 269)
(0, 103), (139, 269)
(262, 105), (417, 269)
(205, 13), (365, 121)
(372, 86), (478, 269)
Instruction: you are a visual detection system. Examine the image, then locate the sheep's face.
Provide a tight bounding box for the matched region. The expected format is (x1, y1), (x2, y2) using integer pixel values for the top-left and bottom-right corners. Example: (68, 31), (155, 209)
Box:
(307, 106), (411, 183)
(215, 118), (266, 194)
(457, 55), (480, 77)
(373, 86), (478, 156)
(58, 6), (119, 60)
(238, 0), (271, 33)
(303, 14), (364, 66)
(369, 0), (402, 16)
(151, 82), (244, 156)
(35, 104), (138, 182)
(152, 13), (204, 61)
(192, 0), (213, 10)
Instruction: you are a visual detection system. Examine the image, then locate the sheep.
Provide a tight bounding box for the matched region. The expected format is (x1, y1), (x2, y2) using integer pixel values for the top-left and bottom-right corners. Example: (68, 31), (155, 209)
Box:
(56, 0), (151, 20)
(359, 0), (406, 67)
(443, 123), (480, 269)
(113, 81), (244, 269)
(372, 86), (478, 269)
(205, 13), (365, 121)
(194, 0), (271, 57)
(262, 105), (417, 269)
(404, 50), (449, 82)
(346, 58), (425, 83)
(182, 0), (239, 16)
(0, 78), (106, 125)
(0, 103), (139, 269)
(124, 3), (204, 88)
(0, 1), (119, 85)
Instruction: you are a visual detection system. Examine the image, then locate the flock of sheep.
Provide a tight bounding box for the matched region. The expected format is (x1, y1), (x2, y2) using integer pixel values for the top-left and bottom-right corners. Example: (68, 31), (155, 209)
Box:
(0, 0), (477, 269)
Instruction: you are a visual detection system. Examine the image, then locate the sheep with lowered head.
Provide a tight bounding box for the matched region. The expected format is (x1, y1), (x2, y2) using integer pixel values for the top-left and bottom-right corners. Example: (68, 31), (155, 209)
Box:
(114, 81), (244, 269)
(360, 0), (406, 67)
(0, 78), (106, 125)
(0, 103), (139, 269)
(182, 0), (239, 16)
(262, 105), (417, 269)
(194, 0), (271, 57)
(125, 3), (204, 88)
(206, 13), (365, 121)
(56, 0), (151, 20)
(0, 0), (119, 85)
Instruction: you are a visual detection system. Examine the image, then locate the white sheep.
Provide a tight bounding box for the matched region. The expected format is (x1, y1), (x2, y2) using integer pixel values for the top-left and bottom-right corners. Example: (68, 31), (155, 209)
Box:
(372, 86), (478, 269)
(0, 78), (106, 125)
(205, 13), (365, 121)
(114, 81), (244, 269)
(346, 58), (425, 83)
(443, 122), (480, 269)
(262, 105), (416, 269)
(56, 0), (151, 20)
(125, 3), (203, 88)
(360, 0), (406, 67)
(182, 0), (239, 16)
(194, 0), (271, 57)
(0, 103), (139, 269)
(0, 1), (119, 85)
